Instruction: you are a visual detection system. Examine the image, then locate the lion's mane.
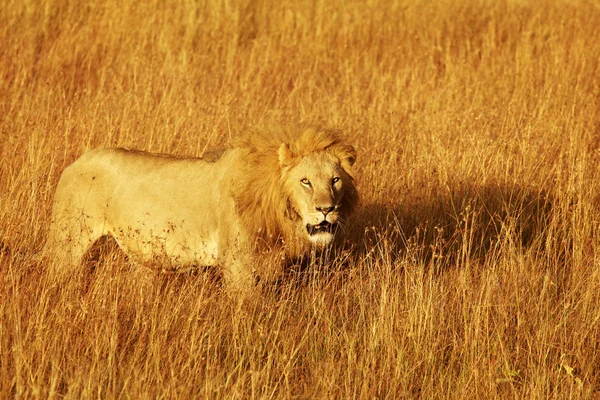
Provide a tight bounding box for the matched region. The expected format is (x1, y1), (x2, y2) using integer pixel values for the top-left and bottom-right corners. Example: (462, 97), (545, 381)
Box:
(231, 124), (359, 257)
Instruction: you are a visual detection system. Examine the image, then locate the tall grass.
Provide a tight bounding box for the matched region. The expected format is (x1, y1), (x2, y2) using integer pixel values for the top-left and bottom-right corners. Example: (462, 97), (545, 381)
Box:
(1, 0), (600, 397)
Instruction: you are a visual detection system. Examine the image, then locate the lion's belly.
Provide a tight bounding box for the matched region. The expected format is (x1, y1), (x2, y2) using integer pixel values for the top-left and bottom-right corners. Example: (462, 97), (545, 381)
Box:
(110, 225), (220, 268)
(164, 231), (220, 266)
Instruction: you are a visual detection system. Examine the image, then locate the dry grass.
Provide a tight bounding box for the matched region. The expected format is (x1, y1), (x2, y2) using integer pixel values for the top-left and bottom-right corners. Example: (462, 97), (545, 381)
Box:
(2, 0), (600, 398)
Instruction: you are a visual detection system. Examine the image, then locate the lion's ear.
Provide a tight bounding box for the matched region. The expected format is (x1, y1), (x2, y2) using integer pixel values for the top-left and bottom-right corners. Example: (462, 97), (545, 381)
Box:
(334, 144), (356, 170)
(278, 143), (295, 169)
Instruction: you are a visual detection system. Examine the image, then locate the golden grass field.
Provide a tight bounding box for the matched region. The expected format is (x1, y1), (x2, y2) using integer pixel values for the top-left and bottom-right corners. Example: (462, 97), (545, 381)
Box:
(1, 0), (600, 398)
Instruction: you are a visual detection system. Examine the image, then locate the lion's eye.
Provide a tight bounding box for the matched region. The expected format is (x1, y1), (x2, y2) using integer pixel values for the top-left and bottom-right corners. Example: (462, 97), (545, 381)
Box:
(332, 177), (341, 184)
(300, 178), (311, 186)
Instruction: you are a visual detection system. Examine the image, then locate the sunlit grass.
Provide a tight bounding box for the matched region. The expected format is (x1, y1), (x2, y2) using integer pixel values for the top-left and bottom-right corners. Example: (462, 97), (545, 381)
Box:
(1, 0), (600, 397)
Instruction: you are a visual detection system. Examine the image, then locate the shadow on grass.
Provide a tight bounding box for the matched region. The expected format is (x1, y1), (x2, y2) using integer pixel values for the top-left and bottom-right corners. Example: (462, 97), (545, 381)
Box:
(349, 181), (558, 268)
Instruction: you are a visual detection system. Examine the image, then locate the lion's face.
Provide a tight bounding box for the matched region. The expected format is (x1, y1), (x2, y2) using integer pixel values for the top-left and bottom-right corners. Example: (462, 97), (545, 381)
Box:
(279, 144), (356, 247)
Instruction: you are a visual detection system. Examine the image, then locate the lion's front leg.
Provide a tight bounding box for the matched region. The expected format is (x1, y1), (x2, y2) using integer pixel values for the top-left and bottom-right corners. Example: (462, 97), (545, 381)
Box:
(217, 212), (256, 296)
(222, 250), (255, 296)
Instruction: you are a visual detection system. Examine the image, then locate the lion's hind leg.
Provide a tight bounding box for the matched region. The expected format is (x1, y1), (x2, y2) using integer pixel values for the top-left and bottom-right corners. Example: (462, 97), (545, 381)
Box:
(45, 208), (106, 283)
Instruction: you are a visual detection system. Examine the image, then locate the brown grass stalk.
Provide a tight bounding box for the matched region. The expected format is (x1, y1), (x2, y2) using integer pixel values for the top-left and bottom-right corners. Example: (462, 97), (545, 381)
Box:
(1, 0), (600, 398)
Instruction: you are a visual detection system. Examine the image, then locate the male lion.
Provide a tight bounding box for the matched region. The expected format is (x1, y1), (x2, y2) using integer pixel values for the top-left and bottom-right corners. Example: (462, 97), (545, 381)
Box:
(46, 124), (358, 291)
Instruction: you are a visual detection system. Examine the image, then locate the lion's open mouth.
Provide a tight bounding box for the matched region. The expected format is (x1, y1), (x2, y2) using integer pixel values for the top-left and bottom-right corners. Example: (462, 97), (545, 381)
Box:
(306, 221), (336, 236)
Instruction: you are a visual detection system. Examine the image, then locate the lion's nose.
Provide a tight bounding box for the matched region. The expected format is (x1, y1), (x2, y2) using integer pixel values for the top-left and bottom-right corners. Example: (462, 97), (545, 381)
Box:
(316, 205), (335, 216)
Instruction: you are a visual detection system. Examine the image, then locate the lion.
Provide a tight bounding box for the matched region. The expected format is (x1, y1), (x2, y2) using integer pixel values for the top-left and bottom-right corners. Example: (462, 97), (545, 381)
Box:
(46, 124), (358, 292)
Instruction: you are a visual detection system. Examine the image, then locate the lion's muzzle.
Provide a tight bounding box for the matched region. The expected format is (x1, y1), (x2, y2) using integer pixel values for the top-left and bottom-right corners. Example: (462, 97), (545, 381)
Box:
(306, 221), (336, 236)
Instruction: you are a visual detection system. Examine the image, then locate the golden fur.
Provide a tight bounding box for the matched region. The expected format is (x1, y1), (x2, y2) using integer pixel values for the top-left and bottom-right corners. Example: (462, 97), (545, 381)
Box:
(46, 124), (358, 291)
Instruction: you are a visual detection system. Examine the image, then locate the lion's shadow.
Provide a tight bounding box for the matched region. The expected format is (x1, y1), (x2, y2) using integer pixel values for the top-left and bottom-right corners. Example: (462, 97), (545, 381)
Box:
(347, 182), (557, 268)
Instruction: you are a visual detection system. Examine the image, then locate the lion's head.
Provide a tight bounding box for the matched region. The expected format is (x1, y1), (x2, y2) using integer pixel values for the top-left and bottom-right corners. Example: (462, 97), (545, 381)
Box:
(278, 139), (356, 247)
(232, 124), (358, 256)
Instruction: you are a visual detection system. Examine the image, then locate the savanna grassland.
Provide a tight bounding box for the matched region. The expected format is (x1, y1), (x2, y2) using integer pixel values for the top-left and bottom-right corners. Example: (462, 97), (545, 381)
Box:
(2, 0), (600, 398)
